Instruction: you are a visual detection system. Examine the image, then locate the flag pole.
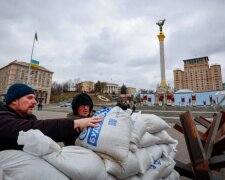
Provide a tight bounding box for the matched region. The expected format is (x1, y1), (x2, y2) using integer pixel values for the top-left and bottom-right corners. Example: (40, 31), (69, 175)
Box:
(27, 33), (37, 84)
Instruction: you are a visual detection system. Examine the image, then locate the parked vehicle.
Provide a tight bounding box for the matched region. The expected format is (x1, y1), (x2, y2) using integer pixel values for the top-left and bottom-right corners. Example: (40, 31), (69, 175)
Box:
(59, 101), (72, 107)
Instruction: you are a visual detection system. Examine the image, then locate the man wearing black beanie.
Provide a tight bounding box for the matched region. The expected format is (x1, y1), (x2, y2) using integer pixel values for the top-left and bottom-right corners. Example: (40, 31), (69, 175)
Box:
(0, 83), (102, 151)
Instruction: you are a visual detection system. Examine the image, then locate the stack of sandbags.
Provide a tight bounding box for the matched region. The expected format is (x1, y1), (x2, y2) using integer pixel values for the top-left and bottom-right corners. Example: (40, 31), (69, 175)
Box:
(18, 129), (107, 180)
(17, 107), (179, 180)
(103, 111), (179, 180)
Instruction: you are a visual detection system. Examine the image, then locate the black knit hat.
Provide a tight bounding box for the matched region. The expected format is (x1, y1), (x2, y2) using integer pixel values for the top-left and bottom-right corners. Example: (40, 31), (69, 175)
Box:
(5, 83), (35, 105)
(72, 93), (93, 116)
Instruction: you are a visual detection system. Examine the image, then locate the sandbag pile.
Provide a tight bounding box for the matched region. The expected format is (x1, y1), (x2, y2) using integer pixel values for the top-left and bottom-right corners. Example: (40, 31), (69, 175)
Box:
(14, 106), (179, 180)
(86, 109), (180, 180)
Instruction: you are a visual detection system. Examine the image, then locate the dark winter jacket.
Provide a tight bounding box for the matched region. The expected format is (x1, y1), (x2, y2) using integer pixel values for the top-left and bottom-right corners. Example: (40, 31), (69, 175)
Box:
(0, 103), (80, 151)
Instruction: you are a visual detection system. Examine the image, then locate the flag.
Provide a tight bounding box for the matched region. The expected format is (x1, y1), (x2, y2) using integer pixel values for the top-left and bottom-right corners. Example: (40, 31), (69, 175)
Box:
(35, 32), (38, 41)
(143, 95), (147, 100)
(31, 59), (39, 67)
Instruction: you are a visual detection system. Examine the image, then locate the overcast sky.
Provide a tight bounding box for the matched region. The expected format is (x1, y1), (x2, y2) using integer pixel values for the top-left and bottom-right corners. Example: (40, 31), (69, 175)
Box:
(1, 0), (225, 90)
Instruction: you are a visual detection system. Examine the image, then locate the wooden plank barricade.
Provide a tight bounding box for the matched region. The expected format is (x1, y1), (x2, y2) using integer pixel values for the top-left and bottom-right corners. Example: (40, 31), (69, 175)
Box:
(174, 110), (225, 180)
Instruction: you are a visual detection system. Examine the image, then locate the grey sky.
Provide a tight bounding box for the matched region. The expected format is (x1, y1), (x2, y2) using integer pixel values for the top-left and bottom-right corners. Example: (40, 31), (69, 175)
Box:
(0, 0), (225, 90)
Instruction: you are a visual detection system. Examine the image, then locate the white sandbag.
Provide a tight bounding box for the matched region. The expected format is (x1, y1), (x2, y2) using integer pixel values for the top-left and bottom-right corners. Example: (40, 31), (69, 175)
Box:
(154, 130), (177, 145)
(0, 168), (4, 180)
(160, 143), (178, 159)
(125, 108), (133, 115)
(124, 175), (141, 180)
(141, 155), (175, 180)
(146, 145), (163, 161)
(129, 142), (138, 153)
(138, 132), (160, 148)
(0, 150), (69, 180)
(140, 158), (166, 180)
(139, 169), (158, 180)
(135, 148), (153, 174)
(79, 107), (132, 164)
(43, 146), (107, 180)
(130, 111), (146, 145)
(158, 156), (176, 179)
(141, 114), (170, 133)
(106, 173), (117, 180)
(105, 151), (139, 179)
(17, 129), (61, 157)
(162, 170), (180, 180)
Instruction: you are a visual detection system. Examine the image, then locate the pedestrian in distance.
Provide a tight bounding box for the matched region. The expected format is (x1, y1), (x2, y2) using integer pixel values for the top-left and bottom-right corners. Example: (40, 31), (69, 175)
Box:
(132, 101), (136, 114)
(37, 101), (43, 111)
(0, 83), (102, 151)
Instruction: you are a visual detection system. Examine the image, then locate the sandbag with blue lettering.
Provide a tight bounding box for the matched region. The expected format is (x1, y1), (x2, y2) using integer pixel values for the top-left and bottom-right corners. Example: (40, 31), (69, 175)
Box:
(139, 155), (175, 180)
(78, 107), (132, 165)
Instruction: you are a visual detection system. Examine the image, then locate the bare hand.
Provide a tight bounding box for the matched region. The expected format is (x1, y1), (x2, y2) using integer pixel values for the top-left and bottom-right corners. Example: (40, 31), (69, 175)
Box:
(74, 116), (102, 129)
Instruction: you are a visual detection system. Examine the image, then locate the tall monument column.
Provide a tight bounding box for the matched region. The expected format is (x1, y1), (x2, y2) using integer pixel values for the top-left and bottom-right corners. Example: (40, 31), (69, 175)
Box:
(155, 19), (173, 106)
(156, 19), (166, 86)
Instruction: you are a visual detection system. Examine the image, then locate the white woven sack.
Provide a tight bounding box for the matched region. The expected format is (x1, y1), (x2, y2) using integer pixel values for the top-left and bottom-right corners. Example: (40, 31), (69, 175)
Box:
(130, 111), (146, 145)
(17, 129), (61, 157)
(138, 132), (160, 148)
(105, 151), (139, 179)
(125, 108), (133, 115)
(0, 168), (4, 180)
(158, 156), (176, 179)
(140, 157), (167, 180)
(160, 143), (178, 159)
(142, 155), (175, 180)
(139, 169), (158, 180)
(162, 170), (180, 180)
(106, 173), (117, 180)
(154, 130), (177, 145)
(79, 107), (132, 164)
(135, 148), (153, 174)
(129, 142), (138, 153)
(0, 150), (69, 180)
(124, 175), (141, 180)
(146, 145), (163, 161)
(43, 146), (107, 180)
(141, 114), (170, 133)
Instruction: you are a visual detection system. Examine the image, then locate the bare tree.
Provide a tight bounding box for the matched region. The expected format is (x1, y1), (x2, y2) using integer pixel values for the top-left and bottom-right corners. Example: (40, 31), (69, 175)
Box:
(95, 81), (106, 93)
(74, 78), (81, 92)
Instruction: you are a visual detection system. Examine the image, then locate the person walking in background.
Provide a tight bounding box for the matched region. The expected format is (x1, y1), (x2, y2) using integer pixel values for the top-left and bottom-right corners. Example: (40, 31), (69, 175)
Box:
(132, 101), (136, 114)
(37, 101), (43, 111)
(0, 83), (102, 151)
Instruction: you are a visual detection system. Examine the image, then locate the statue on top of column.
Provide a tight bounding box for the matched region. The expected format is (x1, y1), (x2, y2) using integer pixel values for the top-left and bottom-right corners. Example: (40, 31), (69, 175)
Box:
(156, 19), (166, 32)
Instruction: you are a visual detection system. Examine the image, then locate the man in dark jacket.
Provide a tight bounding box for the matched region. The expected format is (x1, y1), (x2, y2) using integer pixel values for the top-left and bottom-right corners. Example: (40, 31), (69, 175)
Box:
(64, 92), (94, 146)
(0, 83), (102, 151)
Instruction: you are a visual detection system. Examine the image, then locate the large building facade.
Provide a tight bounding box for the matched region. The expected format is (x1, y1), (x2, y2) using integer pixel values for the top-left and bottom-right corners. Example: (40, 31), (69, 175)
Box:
(174, 57), (223, 92)
(0, 60), (53, 104)
(103, 83), (120, 94)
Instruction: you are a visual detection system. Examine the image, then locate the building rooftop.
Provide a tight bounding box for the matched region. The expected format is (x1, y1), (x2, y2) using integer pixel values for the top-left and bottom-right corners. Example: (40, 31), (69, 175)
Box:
(7, 60), (53, 73)
(175, 89), (194, 94)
